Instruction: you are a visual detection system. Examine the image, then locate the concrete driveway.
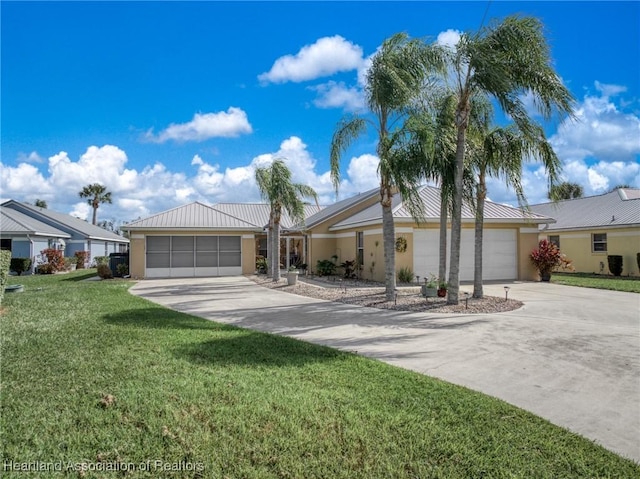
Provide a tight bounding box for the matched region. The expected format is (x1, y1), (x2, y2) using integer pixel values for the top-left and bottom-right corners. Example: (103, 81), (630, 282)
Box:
(130, 277), (640, 462)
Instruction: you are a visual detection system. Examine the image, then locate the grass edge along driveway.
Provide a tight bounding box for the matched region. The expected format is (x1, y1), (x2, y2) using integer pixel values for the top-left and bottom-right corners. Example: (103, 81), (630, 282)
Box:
(1, 271), (638, 478)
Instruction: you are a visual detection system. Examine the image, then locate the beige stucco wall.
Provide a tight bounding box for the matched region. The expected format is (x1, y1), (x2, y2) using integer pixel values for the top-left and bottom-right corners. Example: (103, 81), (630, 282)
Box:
(518, 230), (542, 281)
(539, 227), (640, 276)
(126, 230), (258, 278)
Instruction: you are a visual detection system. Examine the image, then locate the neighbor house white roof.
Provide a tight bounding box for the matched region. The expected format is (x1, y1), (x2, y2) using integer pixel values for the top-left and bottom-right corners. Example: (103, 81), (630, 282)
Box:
(530, 188), (640, 232)
(1, 200), (128, 242)
(330, 185), (552, 230)
(0, 206), (70, 238)
(212, 203), (323, 230)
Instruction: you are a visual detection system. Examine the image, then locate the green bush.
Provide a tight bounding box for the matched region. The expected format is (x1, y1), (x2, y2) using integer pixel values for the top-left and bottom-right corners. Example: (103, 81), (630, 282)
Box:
(94, 256), (109, 266)
(36, 264), (55, 274)
(397, 266), (414, 283)
(97, 263), (113, 279)
(116, 263), (129, 276)
(316, 259), (337, 276)
(0, 250), (11, 304)
(607, 255), (623, 277)
(10, 258), (32, 276)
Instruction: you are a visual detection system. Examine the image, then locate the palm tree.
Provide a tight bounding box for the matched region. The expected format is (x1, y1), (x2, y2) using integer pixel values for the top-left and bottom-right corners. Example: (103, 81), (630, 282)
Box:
(469, 98), (560, 298)
(330, 33), (444, 300)
(443, 15), (575, 304)
(34, 199), (47, 208)
(548, 182), (584, 200)
(78, 183), (112, 225)
(255, 159), (318, 282)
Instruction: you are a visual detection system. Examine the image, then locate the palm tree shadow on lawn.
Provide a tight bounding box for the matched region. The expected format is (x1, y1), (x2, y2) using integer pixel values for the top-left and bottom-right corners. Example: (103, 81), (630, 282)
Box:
(103, 307), (345, 368)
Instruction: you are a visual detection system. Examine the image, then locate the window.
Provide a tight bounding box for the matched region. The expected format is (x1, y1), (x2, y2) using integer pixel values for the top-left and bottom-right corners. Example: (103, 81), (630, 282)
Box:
(548, 235), (560, 249)
(356, 232), (364, 267)
(592, 233), (607, 252)
(0, 239), (11, 251)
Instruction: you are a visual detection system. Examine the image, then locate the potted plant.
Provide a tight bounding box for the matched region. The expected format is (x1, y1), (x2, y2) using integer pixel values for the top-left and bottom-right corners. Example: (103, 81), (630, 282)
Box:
(421, 274), (438, 298)
(437, 281), (448, 298)
(530, 239), (573, 281)
(287, 265), (299, 285)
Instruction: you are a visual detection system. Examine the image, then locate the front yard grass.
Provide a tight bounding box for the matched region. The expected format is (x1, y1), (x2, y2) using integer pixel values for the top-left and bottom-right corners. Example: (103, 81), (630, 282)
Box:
(551, 272), (640, 293)
(2, 271), (638, 478)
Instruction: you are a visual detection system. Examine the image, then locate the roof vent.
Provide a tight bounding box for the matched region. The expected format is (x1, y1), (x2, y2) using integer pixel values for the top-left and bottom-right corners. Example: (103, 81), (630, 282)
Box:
(612, 215), (616, 222)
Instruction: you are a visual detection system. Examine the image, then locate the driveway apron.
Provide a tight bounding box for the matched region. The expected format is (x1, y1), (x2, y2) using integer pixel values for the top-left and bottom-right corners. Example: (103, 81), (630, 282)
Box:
(130, 277), (640, 462)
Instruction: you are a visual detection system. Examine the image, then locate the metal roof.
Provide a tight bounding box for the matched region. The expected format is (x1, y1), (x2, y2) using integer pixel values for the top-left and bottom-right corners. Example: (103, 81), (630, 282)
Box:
(304, 187), (379, 228)
(330, 185), (552, 230)
(530, 188), (640, 231)
(1, 200), (128, 242)
(212, 203), (323, 230)
(0, 206), (70, 237)
(123, 202), (260, 230)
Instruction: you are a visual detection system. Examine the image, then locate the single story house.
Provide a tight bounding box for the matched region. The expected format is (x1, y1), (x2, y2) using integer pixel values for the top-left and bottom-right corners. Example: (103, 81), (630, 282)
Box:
(530, 188), (640, 276)
(122, 185), (553, 282)
(0, 200), (129, 269)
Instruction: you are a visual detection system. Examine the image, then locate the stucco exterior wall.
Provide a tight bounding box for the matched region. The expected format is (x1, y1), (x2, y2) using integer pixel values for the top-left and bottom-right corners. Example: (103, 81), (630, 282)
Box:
(518, 229), (541, 281)
(241, 235), (256, 274)
(540, 227), (640, 276)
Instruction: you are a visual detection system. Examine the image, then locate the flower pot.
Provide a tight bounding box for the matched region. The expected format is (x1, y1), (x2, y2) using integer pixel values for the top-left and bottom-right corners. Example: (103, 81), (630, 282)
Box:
(421, 285), (438, 298)
(287, 271), (299, 286)
(437, 288), (447, 297)
(540, 271), (551, 282)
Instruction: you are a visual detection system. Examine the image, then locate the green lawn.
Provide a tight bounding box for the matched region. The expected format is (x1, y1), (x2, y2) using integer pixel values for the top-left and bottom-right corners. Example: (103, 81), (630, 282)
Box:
(551, 272), (640, 293)
(2, 271), (638, 478)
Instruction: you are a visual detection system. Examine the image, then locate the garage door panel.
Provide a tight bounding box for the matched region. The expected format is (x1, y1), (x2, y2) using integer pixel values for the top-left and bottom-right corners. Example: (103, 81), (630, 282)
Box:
(413, 228), (517, 281)
(145, 235), (241, 277)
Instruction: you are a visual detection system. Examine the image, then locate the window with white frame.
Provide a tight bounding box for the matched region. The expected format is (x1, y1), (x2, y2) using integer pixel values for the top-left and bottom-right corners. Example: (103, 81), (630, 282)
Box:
(548, 235), (560, 249)
(592, 233), (607, 252)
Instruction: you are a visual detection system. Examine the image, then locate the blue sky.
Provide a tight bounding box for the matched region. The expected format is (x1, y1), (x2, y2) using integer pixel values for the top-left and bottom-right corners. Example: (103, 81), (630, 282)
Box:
(2, 1), (639, 224)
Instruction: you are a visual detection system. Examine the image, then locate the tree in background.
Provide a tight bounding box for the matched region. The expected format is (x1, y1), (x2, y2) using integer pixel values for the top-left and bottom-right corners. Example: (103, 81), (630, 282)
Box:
(255, 159), (318, 282)
(34, 199), (47, 208)
(548, 182), (584, 200)
(78, 183), (112, 225)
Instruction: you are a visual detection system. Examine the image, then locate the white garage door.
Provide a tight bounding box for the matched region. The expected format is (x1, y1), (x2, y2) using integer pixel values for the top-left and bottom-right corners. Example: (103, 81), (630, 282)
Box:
(145, 235), (242, 278)
(413, 229), (517, 281)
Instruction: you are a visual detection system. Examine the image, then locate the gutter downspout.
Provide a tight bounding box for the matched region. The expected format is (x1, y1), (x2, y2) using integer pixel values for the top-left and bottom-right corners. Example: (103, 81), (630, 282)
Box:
(26, 234), (36, 274)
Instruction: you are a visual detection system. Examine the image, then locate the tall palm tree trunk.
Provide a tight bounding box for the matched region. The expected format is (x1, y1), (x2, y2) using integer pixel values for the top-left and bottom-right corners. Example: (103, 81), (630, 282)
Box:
(266, 219), (273, 276)
(272, 220), (281, 282)
(92, 202), (98, 225)
(448, 103), (470, 305)
(381, 201), (396, 301)
(439, 192), (448, 282)
(473, 170), (486, 298)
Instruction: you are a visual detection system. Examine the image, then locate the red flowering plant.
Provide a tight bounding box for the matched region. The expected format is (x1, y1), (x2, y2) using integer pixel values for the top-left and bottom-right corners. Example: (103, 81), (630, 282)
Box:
(530, 239), (573, 280)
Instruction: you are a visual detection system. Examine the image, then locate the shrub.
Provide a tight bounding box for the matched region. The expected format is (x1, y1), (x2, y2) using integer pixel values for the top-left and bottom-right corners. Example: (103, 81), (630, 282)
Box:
(74, 250), (90, 269)
(340, 260), (356, 278)
(607, 255), (623, 277)
(10, 258), (32, 276)
(97, 263), (113, 279)
(530, 240), (573, 279)
(0, 250), (11, 304)
(397, 266), (414, 283)
(36, 263), (55, 274)
(256, 256), (268, 274)
(116, 263), (129, 276)
(41, 248), (66, 272)
(93, 256), (109, 266)
(316, 259), (337, 276)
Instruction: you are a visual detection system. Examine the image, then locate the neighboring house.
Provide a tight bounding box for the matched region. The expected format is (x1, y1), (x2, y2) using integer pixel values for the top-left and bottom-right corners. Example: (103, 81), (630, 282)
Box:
(0, 206), (71, 272)
(530, 188), (640, 276)
(123, 185), (552, 282)
(0, 200), (129, 267)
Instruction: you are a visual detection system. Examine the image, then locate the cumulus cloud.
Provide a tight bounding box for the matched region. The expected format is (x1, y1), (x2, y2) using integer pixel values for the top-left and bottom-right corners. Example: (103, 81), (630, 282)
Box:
(310, 81), (365, 112)
(145, 107), (253, 143)
(258, 35), (365, 84)
(16, 151), (45, 164)
(436, 29), (461, 49)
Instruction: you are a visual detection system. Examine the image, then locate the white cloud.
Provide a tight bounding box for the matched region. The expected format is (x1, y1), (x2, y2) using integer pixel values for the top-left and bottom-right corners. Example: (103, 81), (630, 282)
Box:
(16, 151), (45, 164)
(145, 107), (253, 143)
(436, 29), (461, 49)
(0, 138), (384, 223)
(258, 35), (365, 84)
(310, 81), (365, 112)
